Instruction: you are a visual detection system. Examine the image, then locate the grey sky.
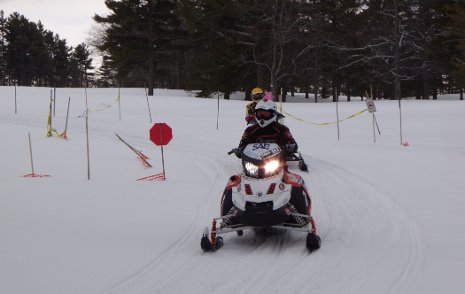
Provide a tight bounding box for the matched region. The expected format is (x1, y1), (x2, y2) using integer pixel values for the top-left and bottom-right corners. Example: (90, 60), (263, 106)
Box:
(1, 0), (109, 47)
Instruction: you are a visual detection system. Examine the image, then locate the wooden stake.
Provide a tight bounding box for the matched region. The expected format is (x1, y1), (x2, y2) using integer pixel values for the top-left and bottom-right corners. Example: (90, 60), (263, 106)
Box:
(115, 133), (152, 168)
(399, 98), (403, 146)
(53, 88), (56, 116)
(216, 91), (220, 130)
(373, 113), (376, 143)
(144, 86), (153, 123)
(373, 113), (381, 135)
(85, 88), (91, 180)
(14, 85), (17, 114)
(370, 87), (376, 143)
(65, 97), (70, 132)
(28, 132), (34, 175)
(47, 91), (53, 137)
(118, 86), (121, 121)
(336, 87), (340, 140)
(60, 97), (71, 140)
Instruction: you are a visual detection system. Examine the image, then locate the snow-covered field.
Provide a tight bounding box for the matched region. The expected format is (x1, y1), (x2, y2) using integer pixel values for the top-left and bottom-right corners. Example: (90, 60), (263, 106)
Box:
(0, 86), (464, 294)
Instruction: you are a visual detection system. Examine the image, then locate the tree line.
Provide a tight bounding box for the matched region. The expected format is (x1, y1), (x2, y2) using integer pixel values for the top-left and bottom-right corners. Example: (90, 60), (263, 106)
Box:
(0, 11), (96, 87)
(2, 1), (465, 101)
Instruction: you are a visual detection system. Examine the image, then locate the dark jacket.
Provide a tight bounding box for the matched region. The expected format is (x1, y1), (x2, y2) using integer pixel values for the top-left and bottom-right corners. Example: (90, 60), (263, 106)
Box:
(238, 121), (298, 152)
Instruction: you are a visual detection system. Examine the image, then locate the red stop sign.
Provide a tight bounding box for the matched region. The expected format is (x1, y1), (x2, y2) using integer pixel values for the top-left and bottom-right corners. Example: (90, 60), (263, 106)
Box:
(150, 123), (173, 146)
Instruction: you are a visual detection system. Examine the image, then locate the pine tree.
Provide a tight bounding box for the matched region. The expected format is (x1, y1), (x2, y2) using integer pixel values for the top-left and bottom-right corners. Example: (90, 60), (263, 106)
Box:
(179, 0), (254, 98)
(96, 55), (117, 87)
(5, 13), (37, 85)
(449, 1), (465, 99)
(70, 43), (94, 87)
(0, 10), (7, 85)
(52, 36), (71, 87)
(94, 0), (186, 95)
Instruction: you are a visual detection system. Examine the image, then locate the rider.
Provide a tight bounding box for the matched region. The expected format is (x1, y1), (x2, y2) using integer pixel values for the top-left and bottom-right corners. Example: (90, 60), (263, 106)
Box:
(236, 99), (298, 156)
(245, 87), (264, 124)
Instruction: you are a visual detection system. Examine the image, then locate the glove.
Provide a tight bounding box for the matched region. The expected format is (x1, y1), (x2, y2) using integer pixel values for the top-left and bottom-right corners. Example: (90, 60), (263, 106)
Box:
(285, 143), (297, 154)
(228, 148), (242, 158)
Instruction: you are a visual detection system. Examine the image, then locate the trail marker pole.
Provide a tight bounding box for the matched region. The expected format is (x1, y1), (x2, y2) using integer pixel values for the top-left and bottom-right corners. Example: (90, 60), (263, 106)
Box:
(144, 86), (153, 123)
(118, 86), (121, 121)
(371, 86), (375, 142)
(85, 88), (91, 180)
(216, 91), (220, 130)
(399, 98), (403, 146)
(374, 114), (381, 135)
(336, 87), (340, 140)
(23, 133), (50, 178)
(53, 88), (56, 116)
(115, 133), (152, 168)
(47, 91), (54, 137)
(14, 85), (17, 114)
(59, 97), (71, 140)
(28, 133), (35, 175)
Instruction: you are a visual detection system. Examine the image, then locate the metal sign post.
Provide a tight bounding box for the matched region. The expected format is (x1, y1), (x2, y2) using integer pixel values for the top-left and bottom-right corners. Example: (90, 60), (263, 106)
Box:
(148, 123), (173, 180)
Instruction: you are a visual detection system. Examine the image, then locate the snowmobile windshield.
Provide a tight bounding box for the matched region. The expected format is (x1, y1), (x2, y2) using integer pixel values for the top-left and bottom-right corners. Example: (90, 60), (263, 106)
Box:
(241, 143), (283, 178)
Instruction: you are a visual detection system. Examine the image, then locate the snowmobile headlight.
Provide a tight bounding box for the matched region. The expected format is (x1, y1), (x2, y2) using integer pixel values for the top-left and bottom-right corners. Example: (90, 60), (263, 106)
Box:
(244, 161), (259, 177)
(264, 160), (280, 174)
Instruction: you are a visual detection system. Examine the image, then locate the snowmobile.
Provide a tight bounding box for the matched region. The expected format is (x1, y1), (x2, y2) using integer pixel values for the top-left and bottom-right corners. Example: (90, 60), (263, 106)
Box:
(200, 142), (321, 252)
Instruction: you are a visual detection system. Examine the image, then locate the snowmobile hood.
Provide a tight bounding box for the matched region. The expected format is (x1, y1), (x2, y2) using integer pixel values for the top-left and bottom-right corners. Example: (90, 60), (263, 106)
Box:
(242, 143), (282, 163)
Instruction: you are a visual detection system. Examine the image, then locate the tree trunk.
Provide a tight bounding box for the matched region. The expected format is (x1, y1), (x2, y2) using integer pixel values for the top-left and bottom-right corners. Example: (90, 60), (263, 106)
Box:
(176, 50), (180, 89)
(393, 0), (401, 101)
(244, 86), (252, 101)
(433, 87), (437, 100)
(332, 86), (337, 102)
(257, 64), (267, 90)
(148, 53), (154, 96)
(460, 89), (463, 100)
(282, 85), (287, 103)
(271, 76), (279, 102)
(422, 73), (429, 100)
(224, 91), (230, 100)
(347, 83), (351, 102)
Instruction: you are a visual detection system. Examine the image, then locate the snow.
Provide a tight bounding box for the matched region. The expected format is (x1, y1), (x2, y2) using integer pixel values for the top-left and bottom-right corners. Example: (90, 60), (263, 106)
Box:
(0, 86), (464, 294)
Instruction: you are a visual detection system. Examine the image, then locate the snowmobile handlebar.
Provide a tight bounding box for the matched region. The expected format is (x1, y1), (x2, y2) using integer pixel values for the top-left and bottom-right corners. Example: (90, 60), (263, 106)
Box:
(228, 148), (242, 158)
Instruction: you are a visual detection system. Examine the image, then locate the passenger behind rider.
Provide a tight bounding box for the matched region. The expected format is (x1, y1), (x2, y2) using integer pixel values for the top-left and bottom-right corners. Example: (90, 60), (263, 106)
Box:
(234, 99), (298, 158)
(245, 87), (264, 124)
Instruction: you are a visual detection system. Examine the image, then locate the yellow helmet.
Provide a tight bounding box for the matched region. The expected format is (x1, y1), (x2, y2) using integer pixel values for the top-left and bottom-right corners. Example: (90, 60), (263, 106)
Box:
(251, 87), (264, 101)
(251, 87), (264, 96)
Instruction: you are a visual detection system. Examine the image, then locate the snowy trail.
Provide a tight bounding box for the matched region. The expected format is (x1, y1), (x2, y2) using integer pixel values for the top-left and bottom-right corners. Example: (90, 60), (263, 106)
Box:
(100, 145), (423, 294)
(3, 88), (463, 294)
(306, 156), (423, 294)
(99, 134), (238, 294)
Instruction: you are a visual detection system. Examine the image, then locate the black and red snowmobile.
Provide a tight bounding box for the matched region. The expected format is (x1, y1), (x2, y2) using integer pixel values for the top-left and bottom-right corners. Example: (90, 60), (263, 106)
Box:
(200, 142), (321, 252)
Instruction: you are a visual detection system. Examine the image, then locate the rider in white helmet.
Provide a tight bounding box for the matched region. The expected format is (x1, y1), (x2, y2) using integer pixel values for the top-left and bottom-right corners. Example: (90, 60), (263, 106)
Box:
(236, 100), (298, 156)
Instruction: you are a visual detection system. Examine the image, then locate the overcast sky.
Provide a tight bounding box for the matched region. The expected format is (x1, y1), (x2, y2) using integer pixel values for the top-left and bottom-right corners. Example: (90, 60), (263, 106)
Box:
(1, 0), (109, 47)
